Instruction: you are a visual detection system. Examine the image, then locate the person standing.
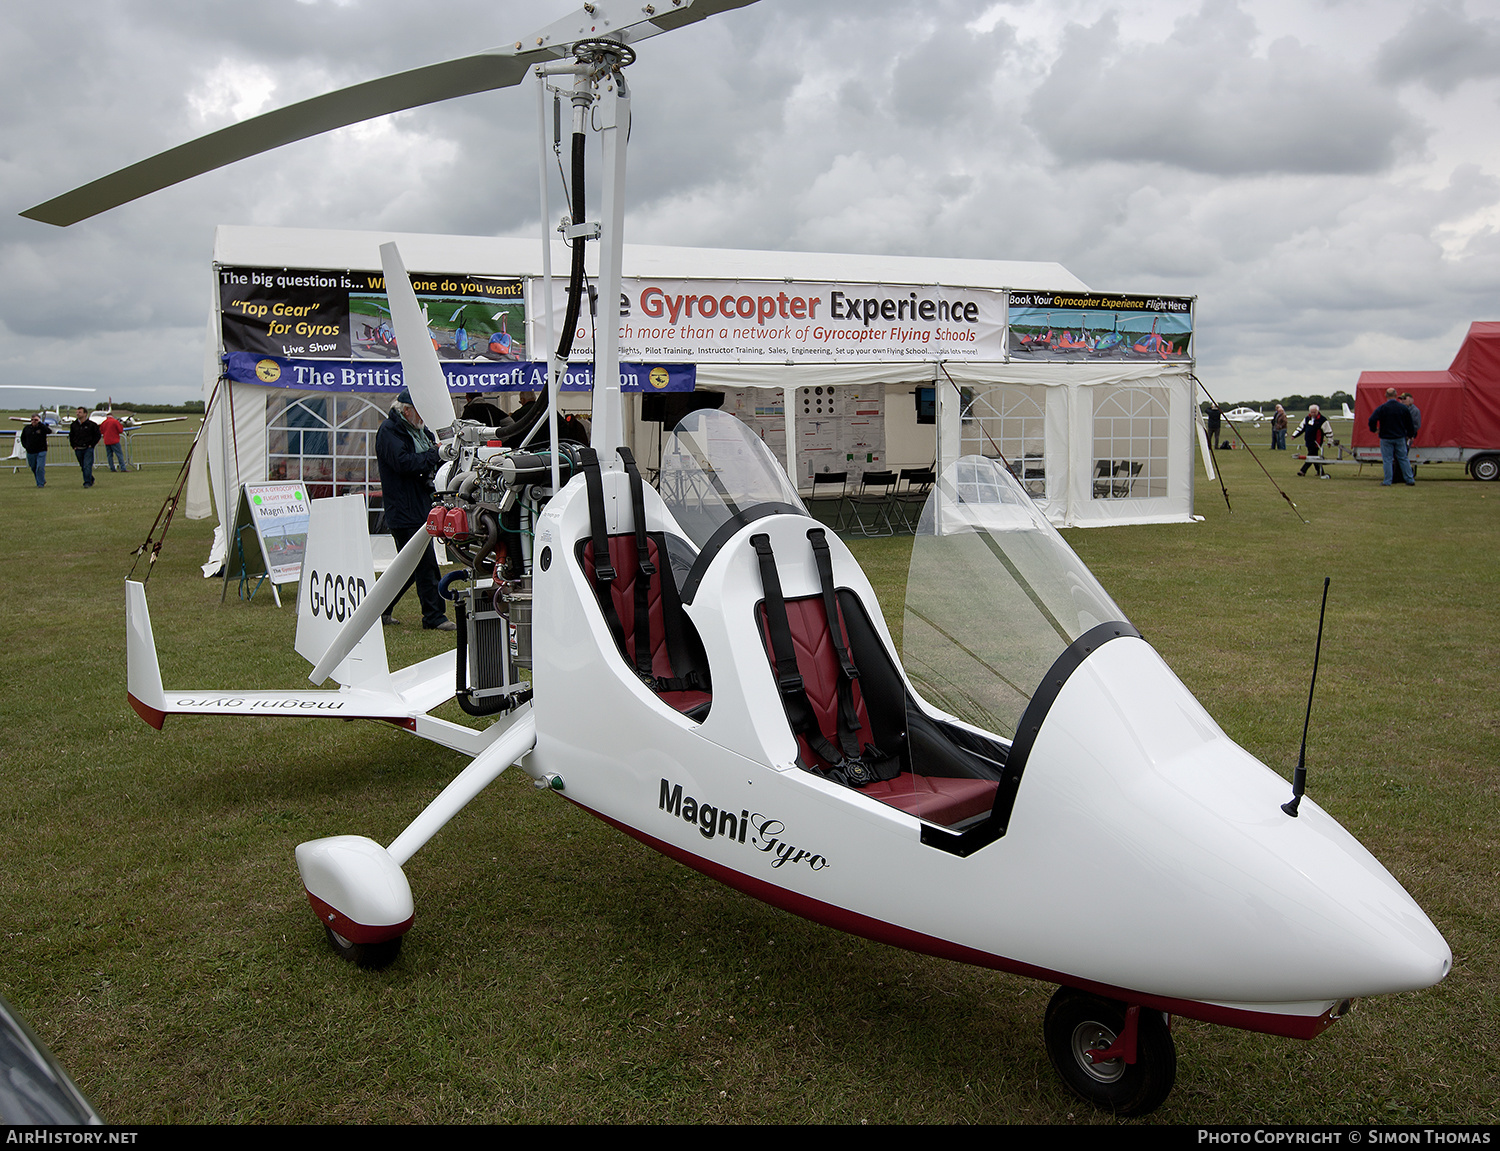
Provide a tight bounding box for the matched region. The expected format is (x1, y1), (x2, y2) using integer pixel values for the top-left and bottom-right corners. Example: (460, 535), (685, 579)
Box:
(1369, 387), (1417, 486)
(459, 391), (507, 426)
(20, 415), (49, 487)
(1401, 392), (1422, 463)
(1271, 404), (1288, 450)
(1206, 404), (1222, 450)
(1402, 392), (1422, 436)
(69, 407), (101, 488)
(1293, 405), (1332, 478)
(100, 413), (126, 472)
(375, 389), (455, 631)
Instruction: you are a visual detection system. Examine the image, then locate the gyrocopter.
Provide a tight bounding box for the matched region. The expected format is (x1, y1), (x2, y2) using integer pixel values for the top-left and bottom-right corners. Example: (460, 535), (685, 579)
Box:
(24, 0), (1450, 1117)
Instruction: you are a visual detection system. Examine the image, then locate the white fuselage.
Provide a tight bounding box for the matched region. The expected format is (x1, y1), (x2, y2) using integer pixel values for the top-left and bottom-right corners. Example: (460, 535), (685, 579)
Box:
(527, 466), (1450, 1035)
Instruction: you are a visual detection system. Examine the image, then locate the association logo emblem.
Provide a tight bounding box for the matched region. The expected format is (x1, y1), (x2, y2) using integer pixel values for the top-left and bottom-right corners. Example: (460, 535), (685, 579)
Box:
(649, 366), (669, 390)
(256, 359), (282, 383)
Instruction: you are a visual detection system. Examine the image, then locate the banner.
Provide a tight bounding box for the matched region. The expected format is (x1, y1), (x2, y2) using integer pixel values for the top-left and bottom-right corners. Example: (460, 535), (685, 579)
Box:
(219, 265), (526, 362)
(545, 278), (1006, 362)
(223, 353), (695, 395)
(1007, 290), (1193, 362)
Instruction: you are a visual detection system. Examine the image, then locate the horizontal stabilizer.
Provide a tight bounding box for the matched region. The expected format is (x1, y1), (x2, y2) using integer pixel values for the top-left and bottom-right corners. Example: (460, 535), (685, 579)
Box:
(125, 579), (454, 730)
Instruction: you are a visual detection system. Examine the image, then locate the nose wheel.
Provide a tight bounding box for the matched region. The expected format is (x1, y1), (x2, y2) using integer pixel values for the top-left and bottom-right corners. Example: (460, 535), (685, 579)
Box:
(324, 924), (404, 970)
(1044, 988), (1176, 1116)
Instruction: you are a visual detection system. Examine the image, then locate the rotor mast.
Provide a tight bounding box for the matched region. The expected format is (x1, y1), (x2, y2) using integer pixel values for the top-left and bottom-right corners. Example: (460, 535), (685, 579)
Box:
(536, 38), (633, 475)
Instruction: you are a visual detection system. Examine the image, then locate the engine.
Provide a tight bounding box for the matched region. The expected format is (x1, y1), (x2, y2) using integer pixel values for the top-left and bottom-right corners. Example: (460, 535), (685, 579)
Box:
(425, 421), (581, 716)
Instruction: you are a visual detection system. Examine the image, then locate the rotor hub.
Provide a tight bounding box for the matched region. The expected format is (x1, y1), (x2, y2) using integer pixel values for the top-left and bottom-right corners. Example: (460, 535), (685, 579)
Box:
(572, 37), (635, 72)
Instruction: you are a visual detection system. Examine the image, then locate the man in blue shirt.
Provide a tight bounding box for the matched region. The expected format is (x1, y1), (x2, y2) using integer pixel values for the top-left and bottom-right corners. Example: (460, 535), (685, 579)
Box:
(1369, 388), (1417, 486)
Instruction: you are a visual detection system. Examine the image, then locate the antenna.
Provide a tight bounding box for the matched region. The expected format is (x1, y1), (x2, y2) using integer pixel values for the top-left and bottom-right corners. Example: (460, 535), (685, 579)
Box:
(1282, 577), (1331, 818)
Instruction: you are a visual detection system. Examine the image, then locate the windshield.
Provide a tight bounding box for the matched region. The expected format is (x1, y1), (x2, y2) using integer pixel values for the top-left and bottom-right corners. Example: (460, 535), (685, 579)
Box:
(903, 456), (1128, 741)
(658, 409), (807, 548)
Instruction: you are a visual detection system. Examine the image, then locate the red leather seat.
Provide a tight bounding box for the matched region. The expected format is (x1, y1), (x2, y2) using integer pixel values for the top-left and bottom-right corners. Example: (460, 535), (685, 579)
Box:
(582, 534), (711, 717)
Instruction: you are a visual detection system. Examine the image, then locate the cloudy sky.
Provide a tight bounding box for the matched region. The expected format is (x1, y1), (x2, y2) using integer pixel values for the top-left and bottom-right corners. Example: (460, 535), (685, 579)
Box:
(3, 0), (1498, 406)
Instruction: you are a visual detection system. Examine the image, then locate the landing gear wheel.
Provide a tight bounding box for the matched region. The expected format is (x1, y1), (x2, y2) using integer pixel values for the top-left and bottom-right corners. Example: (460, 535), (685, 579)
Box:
(1471, 455), (1499, 481)
(324, 924), (403, 970)
(1044, 987), (1176, 1117)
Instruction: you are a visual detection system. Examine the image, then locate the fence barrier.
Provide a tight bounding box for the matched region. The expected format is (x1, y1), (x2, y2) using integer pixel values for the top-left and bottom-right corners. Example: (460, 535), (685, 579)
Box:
(123, 430), (196, 468)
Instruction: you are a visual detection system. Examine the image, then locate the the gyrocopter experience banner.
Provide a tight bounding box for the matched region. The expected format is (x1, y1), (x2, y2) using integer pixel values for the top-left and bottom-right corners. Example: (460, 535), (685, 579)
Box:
(222, 352), (695, 395)
(554, 279), (1007, 362)
(1007, 290), (1194, 361)
(218, 265), (528, 361)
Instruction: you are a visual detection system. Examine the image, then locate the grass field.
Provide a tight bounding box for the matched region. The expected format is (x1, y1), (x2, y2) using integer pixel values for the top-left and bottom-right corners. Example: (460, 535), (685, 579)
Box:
(0, 442), (1495, 1125)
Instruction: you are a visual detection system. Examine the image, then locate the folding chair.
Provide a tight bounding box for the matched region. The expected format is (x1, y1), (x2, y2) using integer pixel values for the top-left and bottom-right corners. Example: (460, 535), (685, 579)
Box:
(1112, 460), (1142, 497)
(891, 467), (935, 532)
(807, 470), (850, 531)
(1021, 456), (1046, 496)
(844, 469), (898, 536)
(1092, 459), (1113, 499)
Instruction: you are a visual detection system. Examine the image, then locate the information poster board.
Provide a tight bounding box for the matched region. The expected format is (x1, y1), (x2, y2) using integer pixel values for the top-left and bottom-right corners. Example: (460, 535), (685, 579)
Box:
(793, 384), (886, 484)
(227, 482), (311, 596)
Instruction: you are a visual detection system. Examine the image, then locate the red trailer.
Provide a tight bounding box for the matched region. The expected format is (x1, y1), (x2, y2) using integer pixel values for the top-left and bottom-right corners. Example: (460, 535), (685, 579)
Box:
(1354, 322), (1500, 480)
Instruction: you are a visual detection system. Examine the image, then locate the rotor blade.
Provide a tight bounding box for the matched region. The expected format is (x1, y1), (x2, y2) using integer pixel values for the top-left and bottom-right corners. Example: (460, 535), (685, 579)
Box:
(380, 242), (455, 434)
(21, 0), (760, 228)
(309, 527), (433, 686)
(22, 51), (541, 227)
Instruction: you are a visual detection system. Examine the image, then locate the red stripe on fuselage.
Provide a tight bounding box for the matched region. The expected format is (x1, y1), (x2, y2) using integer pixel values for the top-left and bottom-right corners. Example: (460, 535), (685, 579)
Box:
(572, 800), (1339, 1041)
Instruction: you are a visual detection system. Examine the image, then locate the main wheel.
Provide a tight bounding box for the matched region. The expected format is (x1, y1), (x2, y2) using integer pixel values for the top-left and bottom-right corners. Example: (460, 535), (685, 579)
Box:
(324, 924), (403, 970)
(1043, 988), (1176, 1117)
(1471, 455), (1499, 482)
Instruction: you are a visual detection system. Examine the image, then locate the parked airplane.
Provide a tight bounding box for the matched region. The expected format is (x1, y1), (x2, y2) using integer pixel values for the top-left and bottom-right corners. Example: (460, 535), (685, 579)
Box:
(1223, 406), (1267, 423)
(28, 0), (1449, 1117)
(7, 402), (186, 433)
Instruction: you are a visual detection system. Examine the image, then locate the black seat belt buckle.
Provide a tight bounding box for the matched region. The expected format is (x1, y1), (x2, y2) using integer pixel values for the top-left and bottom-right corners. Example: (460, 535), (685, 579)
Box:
(840, 757), (874, 787)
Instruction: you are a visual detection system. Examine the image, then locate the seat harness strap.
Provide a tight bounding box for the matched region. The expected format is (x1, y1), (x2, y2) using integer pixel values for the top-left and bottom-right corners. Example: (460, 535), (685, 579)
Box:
(808, 527), (866, 766)
(752, 531), (895, 787)
(579, 447), (625, 647)
(610, 446), (707, 695)
(617, 446), (656, 683)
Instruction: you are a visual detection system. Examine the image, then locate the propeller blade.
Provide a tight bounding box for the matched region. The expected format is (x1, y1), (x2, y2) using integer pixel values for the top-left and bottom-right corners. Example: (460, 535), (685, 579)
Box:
(380, 242), (455, 434)
(309, 527), (432, 685)
(21, 1), (760, 228)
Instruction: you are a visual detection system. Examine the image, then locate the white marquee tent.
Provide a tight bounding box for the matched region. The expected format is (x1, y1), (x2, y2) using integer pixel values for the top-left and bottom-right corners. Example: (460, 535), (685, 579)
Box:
(187, 225), (1196, 541)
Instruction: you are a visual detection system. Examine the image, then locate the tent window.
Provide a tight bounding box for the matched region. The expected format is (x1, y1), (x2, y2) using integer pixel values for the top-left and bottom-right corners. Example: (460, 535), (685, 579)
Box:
(1092, 387), (1169, 500)
(266, 393), (387, 509)
(960, 385), (1046, 495)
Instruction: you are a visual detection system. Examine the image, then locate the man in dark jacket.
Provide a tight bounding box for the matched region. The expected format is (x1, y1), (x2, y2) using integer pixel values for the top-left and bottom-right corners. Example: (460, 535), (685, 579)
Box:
(20, 415), (49, 487)
(1369, 387), (1417, 486)
(376, 389), (455, 630)
(1293, 406), (1332, 478)
(69, 407), (101, 487)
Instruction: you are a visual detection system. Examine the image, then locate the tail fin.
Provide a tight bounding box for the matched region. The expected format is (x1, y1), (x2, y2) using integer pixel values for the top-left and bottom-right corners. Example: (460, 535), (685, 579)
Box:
(125, 580), (168, 728)
(1342, 402), (1355, 419)
(294, 496), (392, 690)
